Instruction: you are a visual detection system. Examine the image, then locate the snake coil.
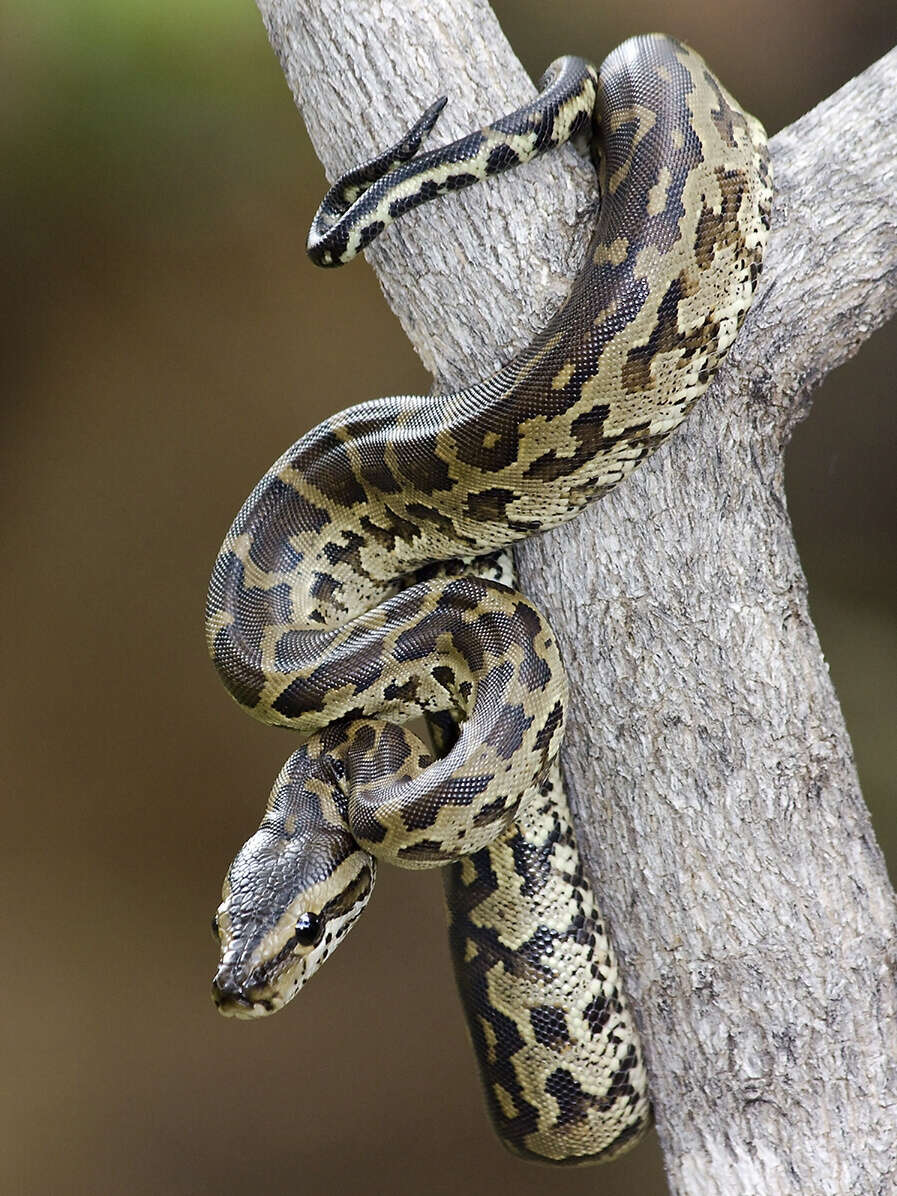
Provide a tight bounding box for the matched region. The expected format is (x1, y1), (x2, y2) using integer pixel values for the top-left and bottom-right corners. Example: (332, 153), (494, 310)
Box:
(208, 34), (771, 1164)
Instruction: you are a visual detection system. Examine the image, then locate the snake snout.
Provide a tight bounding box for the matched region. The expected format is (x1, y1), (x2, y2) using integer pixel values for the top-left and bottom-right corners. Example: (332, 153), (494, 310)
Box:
(212, 964), (272, 1017)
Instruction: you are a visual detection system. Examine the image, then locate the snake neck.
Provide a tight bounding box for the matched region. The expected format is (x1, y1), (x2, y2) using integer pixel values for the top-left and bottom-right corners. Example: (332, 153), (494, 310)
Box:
(213, 707), (570, 1017)
(333, 706), (565, 868)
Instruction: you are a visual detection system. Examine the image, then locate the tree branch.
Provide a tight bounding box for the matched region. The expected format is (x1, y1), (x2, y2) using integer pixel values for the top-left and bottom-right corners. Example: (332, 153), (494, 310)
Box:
(255, 2), (897, 1191)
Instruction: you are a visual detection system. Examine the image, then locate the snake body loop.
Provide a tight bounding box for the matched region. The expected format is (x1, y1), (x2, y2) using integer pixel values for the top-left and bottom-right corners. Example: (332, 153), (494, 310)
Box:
(209, 34), (771, 1165)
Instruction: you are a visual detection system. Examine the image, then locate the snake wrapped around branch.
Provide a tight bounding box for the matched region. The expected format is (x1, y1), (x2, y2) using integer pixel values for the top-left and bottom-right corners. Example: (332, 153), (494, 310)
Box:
(207, 33), (772, 1164)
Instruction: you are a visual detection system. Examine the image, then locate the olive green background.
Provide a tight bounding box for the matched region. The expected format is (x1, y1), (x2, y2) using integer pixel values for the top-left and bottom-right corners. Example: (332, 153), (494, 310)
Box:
(3, 2), (895, 1193)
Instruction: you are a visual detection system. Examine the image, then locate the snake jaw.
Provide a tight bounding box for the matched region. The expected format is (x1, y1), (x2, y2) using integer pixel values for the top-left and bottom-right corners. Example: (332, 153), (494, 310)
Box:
(211, 961), (282, 1019)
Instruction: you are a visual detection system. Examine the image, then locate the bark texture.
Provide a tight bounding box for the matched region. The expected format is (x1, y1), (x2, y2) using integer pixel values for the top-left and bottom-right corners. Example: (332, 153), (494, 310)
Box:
(254, 2), (897, 1191)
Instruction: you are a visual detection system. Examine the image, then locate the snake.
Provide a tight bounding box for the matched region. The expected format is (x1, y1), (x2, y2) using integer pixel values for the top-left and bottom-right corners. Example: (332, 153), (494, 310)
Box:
(208, 33), (771, 1165)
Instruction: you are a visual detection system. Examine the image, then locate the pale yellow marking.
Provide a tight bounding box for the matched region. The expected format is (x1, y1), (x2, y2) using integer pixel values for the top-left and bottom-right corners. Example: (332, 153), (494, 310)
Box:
(551, 362), (574, 391)
(646, 165), (672, 217)
(588, 296), (621, 329)
(671, 127), (684, 150)
(458, 855), (477, 886)
(493, 1082), (518, 1119)
(206, 609), (233, 642)
(482, 429), (501, 449)
(479, 1016), (499, 1065)
(606, 103), (656, 193)
(606, 236), (628, 266)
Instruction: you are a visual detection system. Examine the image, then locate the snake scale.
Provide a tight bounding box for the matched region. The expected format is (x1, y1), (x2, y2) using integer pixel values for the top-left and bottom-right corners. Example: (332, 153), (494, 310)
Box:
(209, 34), (771, 1164)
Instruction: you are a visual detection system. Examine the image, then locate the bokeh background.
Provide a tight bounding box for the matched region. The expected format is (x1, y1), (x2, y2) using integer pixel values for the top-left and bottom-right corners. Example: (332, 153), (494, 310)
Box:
(3, 1), (895, 1193)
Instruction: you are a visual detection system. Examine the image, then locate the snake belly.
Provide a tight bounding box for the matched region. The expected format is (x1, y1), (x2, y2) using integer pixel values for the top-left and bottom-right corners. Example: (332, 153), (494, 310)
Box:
(209, 33), (772, 1165)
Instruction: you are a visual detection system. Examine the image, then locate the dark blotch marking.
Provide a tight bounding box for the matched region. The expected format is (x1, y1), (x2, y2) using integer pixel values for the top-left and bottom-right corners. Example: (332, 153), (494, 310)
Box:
(445, 172), (480, 191)
(472, 790), (519, 829)
(322, 530), (366, 567)
(245, 479), (328, 572)
(584, 993), (615, 1037)
(694, 168), (748, 270)
(288, 429), (368, 509)
(397, 839), (455, 861)
(465, 486), (516, 524)
(394, 435), (453, 494)
(405, 502), (475, 544)
(545, 1068), (590, 1127)
(310, 572), (342, 605)
(213, 627), (265, 707)
(533, 700), (565, 773)
(356, 446), (402, 496)
(702, 67), (742, 148)
(357, 220), (385, 251)
(389, 192), (426, 220)
(510, 832), (551, 898)
(383, 677), (419, 704)
(486, 143), (520, 173)
(531, 1005), (572, 1046)
(484, 704), (533, 760)
(622, 274), (686, 394)
(402, 772), (493, 832)
(432, 664), (458, 696)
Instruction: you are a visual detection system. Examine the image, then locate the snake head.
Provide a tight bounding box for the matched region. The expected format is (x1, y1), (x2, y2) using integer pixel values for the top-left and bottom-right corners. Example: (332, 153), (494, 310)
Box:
(211, 744), (375, 1018)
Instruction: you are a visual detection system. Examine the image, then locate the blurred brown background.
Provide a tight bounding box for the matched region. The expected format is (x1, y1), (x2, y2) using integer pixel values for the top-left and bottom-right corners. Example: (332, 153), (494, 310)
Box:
(3, 2), (895, 1193)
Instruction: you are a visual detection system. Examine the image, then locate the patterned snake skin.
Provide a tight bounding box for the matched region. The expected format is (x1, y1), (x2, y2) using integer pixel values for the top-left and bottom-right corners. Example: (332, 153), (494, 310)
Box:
(209, 34), (772, 1164)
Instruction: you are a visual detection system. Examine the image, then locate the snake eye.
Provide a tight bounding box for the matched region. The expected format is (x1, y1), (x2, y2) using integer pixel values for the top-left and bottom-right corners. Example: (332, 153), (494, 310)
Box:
(294, 912), (323, 947)
(211, 913), (220, 941)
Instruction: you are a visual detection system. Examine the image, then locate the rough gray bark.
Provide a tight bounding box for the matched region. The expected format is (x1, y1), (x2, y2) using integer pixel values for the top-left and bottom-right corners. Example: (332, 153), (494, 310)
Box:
(255, 2), (897, 1192)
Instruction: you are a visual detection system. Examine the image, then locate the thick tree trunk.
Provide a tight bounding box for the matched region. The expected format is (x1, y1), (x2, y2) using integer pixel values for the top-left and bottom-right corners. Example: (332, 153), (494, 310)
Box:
(255, 2), (897, 1191)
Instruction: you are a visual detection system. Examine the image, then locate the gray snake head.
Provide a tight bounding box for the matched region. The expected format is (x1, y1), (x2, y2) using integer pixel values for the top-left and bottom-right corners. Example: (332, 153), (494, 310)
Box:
(211, 742), (376, 1018)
